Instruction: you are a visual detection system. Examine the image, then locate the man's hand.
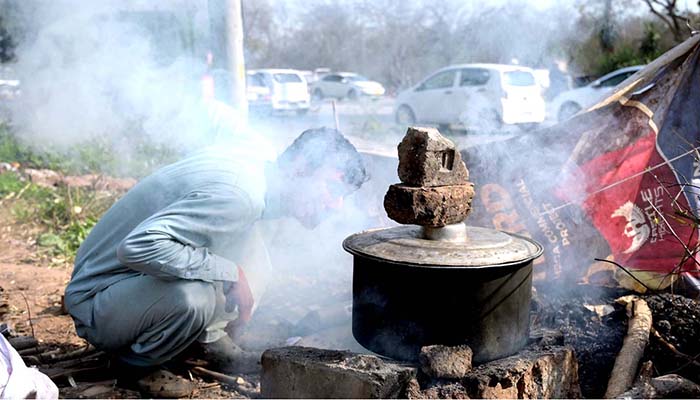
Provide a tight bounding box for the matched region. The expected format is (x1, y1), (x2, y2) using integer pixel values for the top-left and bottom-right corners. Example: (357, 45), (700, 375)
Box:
(224, 266), (254, 339)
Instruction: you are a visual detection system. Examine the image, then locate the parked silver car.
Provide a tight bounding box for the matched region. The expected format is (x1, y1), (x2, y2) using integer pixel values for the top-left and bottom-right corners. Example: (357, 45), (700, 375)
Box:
(394, 64), (545, 131)
(310, 72), (385, 101)
(549, 65), (644, 122)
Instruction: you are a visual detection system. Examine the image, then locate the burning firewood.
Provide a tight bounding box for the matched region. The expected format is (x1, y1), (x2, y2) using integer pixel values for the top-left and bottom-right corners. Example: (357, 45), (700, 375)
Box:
(191, 366), (260, 398)
(604, 295), (653, 398)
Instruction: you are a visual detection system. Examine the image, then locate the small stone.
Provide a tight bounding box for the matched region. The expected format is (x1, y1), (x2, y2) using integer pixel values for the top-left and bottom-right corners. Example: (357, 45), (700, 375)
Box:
(261, 346), (416, 398)
(384, 184), (475, 227)
(397, 127), (469, 187)
(656, 319), (671, 335)
(419, 345), (473, 379)
(406, 379), (471, 399)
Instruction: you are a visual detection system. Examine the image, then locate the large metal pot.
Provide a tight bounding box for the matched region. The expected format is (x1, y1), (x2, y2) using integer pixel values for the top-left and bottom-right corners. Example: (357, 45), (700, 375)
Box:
(343, 224), (543, 363)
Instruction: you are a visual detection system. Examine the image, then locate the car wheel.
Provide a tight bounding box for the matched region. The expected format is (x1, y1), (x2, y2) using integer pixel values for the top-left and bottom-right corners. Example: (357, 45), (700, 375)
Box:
(395, 105), (416, 125)
(347, 89), (358, 101)
(312, 88), (324, 101)
(558, 102), (581, 122)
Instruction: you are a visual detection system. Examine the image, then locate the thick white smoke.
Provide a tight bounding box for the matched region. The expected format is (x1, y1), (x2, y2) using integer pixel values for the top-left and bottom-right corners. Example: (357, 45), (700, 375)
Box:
(10, 0), (215, 154)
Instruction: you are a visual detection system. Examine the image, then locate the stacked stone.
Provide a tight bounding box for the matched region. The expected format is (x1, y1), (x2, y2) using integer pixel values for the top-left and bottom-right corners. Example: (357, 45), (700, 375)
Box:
(384, 127), (475, 227)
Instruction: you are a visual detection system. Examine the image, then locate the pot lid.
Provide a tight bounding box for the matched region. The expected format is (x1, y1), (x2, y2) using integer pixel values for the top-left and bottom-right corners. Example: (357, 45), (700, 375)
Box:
(343, 224), (543, 268)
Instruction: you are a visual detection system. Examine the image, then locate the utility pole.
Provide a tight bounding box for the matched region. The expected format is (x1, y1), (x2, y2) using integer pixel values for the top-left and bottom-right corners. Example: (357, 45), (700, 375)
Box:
(208, 0), (248, 123)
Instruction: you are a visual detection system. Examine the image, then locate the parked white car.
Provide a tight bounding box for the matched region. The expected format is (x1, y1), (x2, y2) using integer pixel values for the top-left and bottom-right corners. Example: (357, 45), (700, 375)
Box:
(246, 72), (272, 116)
(550, 65), (644, 122)
(248, 69), (311, 114)
(394, 63), (546, 131)
(311, 72), (385, 100)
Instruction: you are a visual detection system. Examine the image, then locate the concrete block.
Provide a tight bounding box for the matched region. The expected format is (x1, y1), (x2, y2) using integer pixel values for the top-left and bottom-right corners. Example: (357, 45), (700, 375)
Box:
(397, 127), (469, 187)
(407, 345), (580, 399)
(261, 346), (416, 398)
(384, 183), (474, 227)
(462, 345), (582, 399)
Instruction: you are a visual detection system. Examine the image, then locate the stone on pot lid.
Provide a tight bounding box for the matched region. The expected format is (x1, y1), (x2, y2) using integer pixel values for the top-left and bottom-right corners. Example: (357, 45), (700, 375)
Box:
(343, 225), (543, 268)
(397, 127), (469, 187)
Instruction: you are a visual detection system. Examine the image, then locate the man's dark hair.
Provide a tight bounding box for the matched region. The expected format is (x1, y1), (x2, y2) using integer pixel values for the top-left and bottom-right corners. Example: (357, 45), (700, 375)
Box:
(277, 127), (369, 190)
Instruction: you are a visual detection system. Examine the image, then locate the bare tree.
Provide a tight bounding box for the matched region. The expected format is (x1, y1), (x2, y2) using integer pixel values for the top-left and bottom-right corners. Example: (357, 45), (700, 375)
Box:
(641, 0), (688, 42)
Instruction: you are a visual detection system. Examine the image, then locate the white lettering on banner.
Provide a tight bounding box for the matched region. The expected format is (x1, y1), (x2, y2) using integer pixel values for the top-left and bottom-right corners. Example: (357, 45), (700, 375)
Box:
(640, 186), (668, 244)
(516, 179), (574, 276)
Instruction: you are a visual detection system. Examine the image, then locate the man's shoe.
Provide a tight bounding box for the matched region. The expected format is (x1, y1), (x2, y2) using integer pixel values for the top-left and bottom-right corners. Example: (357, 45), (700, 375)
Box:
(194, 335), (261, 374)
(109, 358), (194, 398)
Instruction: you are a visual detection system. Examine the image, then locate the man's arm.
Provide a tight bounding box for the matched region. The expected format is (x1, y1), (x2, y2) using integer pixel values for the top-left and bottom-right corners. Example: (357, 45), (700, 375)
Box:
(116, 186), (258, 282)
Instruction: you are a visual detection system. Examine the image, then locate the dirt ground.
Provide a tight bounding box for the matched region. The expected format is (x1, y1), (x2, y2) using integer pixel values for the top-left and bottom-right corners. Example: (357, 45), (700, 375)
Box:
(0, 207), (78, 347)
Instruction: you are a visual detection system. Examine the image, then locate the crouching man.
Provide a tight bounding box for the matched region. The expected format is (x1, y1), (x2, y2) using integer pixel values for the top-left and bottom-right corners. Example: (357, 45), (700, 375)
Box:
(63, 127), (367, 394)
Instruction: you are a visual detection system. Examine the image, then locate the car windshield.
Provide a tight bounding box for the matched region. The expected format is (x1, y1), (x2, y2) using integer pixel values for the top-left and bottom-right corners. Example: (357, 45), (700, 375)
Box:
(246, 74), (266, 88)
(598, 71), (636, 87)
(504, 71), (536, 86)
(273, 73), (303, 83)
(346, 75), (368, 82)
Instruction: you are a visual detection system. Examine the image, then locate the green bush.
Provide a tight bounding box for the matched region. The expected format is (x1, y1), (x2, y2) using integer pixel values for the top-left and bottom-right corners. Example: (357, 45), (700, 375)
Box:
(32, 185), (116, 257)
(0, 169), (117, 260)
(0, 122), (181, 178)
(0, 172), (24, 196)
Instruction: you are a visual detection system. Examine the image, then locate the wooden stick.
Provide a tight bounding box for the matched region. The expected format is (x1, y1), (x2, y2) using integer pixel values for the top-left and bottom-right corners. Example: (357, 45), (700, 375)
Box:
(41, 345), (98, 364)
(605, 295), (653, 398)
(191, 366), (259, 398)
(46, 366), (105, 381)
(18, 292), (35, 338)
(8, 335), (38, 351)
(651, 327), (700, 368)
(22, 355), (41, 366)
(37, 348), (62, 363)
(40, 353), (105, 370)
(332, 100), (340, 131)
(18, 345), (49, 356)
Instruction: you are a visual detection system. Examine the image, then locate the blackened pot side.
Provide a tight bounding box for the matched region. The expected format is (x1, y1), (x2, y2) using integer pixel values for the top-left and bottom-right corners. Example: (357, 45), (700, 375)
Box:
(343, 225), (542, 363)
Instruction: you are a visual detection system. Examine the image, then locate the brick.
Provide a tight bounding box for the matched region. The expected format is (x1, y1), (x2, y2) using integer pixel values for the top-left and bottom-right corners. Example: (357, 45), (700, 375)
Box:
(419, 345), (473, 379)
(397, 127), (469, 187)
(261, 347), (416, 399)
(384, 183), (474, 227)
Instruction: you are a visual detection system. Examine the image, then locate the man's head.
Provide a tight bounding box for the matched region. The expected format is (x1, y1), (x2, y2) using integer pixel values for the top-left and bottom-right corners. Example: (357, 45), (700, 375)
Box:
(273, 127), (368, 228)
